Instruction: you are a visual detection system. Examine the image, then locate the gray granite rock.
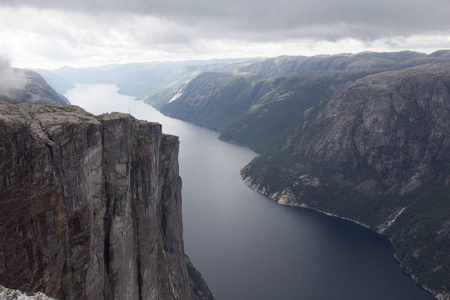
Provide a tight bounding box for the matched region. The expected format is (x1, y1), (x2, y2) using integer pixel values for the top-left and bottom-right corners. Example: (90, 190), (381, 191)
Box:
(0, 103), (212, 300)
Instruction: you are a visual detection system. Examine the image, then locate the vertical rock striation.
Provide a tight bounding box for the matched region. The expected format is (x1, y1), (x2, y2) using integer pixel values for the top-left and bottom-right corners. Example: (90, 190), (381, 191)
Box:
(0, 102), (212, 299)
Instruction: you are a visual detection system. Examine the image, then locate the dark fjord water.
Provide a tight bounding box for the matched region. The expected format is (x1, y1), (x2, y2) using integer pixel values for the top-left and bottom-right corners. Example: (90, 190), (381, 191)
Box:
(66, 84), (434, 300)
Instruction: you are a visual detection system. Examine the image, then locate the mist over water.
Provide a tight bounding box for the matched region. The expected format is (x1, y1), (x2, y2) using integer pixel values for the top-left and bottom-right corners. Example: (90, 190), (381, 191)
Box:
(66, 84), (434, 300)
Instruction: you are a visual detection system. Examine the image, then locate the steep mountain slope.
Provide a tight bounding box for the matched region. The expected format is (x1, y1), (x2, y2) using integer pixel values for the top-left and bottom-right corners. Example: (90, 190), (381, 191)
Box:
(219, 70), (384, 152)
(0, 103), (212, 300)
(161, 72), (274, 131)
(161, 69), (385, 152)
(155, 52), (450, 299)
(0, 69), (69, 105)
(240, 64), (450, 298)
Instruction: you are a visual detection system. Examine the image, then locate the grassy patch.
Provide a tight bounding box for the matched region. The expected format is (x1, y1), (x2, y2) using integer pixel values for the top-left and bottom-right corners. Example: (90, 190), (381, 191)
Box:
(73, 204), (88, 217)
(134, 136), (153, 156)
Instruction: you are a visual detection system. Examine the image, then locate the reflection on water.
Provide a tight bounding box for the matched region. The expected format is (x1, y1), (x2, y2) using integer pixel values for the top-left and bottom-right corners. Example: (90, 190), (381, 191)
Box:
(66, 84), (434, 300)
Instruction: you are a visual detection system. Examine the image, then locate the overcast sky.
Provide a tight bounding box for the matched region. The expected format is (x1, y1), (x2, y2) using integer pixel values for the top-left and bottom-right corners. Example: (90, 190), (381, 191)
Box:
(1, 0), (450, 69)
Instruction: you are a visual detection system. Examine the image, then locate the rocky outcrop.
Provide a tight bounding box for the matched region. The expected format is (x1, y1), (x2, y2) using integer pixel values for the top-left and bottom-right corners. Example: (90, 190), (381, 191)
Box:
(0, 285), (56, 300)
(0, 102), (212, 299)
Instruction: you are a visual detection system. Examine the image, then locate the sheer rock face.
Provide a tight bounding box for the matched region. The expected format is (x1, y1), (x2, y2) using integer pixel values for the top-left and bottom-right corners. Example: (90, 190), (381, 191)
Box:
(290, 63), (450, 193)
(0, 102), (210, 300)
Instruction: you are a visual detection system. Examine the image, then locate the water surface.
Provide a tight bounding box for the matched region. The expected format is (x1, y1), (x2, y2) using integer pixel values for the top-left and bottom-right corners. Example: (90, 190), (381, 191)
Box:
(66, 84), (434, 300)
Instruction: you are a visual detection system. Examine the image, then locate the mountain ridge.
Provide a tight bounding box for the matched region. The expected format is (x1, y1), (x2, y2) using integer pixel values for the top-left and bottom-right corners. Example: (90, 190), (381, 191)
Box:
(0, 69), (69, 106)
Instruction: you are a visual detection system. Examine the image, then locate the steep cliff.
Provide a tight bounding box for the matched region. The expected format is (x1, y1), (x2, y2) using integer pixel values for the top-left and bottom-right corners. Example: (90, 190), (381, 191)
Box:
(0, 102), (212, 299)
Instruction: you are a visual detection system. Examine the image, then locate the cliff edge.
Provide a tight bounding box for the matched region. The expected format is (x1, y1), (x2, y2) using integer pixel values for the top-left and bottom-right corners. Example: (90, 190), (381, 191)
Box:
(0, 102), (212, 299)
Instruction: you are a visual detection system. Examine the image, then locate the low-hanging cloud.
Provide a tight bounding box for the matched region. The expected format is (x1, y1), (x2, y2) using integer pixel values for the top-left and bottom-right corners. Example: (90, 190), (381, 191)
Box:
(0, 57), (26, 91)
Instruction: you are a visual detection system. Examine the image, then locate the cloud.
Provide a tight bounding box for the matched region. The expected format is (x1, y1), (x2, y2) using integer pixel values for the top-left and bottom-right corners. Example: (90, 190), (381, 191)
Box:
(0, 0), (450, 68)
(0, 56), (26, 91)
(3, 0), (450, 41)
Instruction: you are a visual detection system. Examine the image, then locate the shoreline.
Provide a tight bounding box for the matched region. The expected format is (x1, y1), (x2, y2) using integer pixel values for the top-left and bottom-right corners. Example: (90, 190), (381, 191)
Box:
(240, 172), (446, 300)
(154, 103), (447, 300)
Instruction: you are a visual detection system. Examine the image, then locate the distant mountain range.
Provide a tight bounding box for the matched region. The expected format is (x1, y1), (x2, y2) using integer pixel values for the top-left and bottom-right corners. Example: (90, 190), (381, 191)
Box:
(235, 50), (450, 76)
(36, 50), (450, 299)
(45, 58), (264, 100)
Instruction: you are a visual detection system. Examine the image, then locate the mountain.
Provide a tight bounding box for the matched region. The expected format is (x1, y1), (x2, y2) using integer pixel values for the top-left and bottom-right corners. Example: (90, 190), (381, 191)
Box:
(155, 51), (450, 299)
(0, 102), (213, 300)
(160, 69), (387, 152)
(156, 51), (445, 113)
(0, 68), (69, 105)
(161, 72), (267, 130)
